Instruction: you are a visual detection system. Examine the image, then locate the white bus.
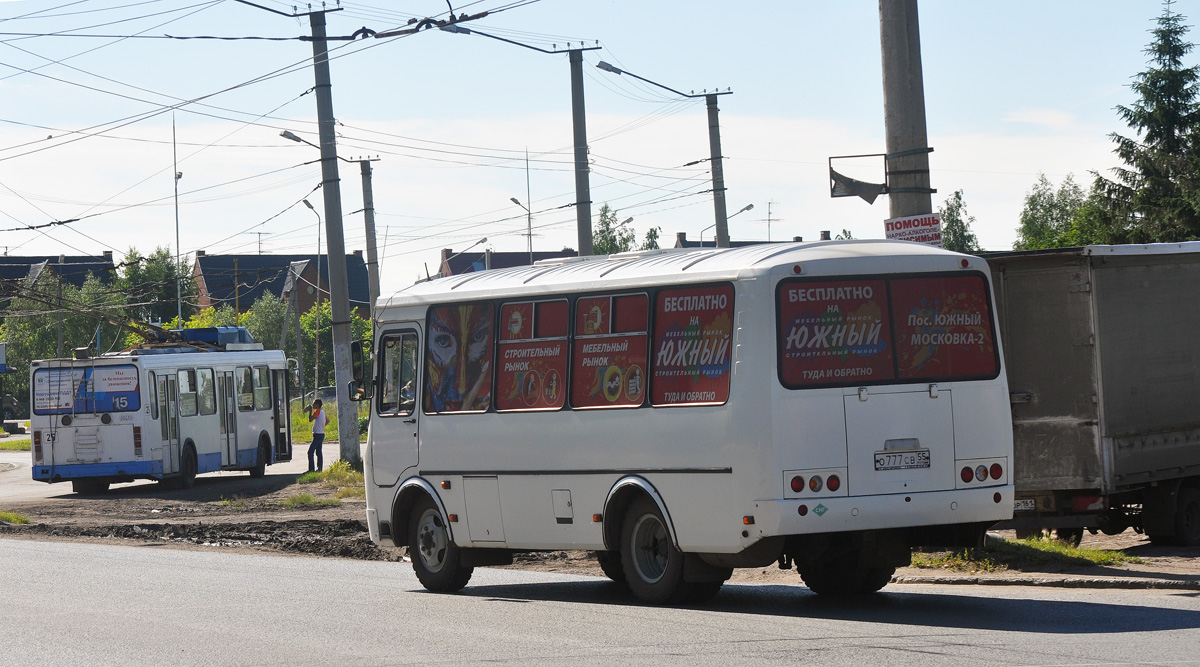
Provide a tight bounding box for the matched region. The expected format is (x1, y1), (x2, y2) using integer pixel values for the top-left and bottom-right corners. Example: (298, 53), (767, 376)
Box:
(353, 241), (1014, 602)
(31, 327), (293, 493)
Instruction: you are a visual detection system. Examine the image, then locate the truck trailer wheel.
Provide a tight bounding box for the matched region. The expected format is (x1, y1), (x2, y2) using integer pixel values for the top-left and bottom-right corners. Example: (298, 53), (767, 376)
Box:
(1174, 487), (1200, 547)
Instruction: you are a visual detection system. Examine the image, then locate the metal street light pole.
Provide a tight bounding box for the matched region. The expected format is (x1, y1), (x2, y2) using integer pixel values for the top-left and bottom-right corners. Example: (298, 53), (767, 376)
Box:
(596, 61), (734, 248)
(509, 197), (533, 265)
(701, 203), (753, 246)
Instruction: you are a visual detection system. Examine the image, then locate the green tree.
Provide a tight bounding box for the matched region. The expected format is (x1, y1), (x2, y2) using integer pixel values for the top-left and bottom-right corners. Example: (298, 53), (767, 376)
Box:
(1015, 174), (1087, 250)
(641, 226), (662, 250)
(593, 204), (636, 255)
(1095, 1), (1200, 242)
(119, 246), (198, 325)
(242, 293), (288, 352)
(937, 190), (982, 253)
(834, 229), (854, 240)
(297, 301), (372, 391)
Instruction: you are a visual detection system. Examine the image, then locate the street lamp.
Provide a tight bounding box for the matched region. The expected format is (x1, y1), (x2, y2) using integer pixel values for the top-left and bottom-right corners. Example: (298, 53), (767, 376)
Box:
(509, 197), (533, 265)
(281, 130), (381, 316)
(595, 61), (734, 249)
(701, 203), (753, 247)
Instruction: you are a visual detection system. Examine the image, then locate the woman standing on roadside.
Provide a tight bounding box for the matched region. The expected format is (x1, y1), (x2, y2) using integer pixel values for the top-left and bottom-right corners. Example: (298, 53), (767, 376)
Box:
(308, 399), (326, 472)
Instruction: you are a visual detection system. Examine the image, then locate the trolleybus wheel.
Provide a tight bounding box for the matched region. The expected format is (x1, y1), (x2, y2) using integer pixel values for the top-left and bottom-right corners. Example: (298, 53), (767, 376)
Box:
(800, 559), (894, 596)
(71, 479), (109, 494)
(248, 439), (269, 479)
(621, 497), (687, 604)
(408, 496), (473, 592)
(179, 445), (198, 489)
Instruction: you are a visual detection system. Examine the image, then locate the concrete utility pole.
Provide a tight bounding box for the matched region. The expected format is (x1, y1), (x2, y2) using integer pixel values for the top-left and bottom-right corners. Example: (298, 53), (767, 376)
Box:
(359, 159), (380, 314)
(568, 50), (594, 256)
(307, 10), (360, 466)
(705, 93), (731, 248)
(880, 0), (934, 218)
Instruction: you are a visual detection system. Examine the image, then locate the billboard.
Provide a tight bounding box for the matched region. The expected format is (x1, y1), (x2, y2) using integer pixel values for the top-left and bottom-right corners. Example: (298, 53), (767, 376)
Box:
(884, 213), (942, 247)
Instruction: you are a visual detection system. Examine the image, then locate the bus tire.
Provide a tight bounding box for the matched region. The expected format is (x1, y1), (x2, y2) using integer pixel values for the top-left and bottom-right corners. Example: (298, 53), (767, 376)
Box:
(248, 439), (269, 478)
(179, 445), (198, 490)
(596, 551), (626, 586)
(800, 559), (894, 596)
(1052, 527), (1084, 547)
(71, 479), (109, 494)
(1174, 486), (1200, 547)
(621, 497), (687, 604)
(409, 496), (473, 593)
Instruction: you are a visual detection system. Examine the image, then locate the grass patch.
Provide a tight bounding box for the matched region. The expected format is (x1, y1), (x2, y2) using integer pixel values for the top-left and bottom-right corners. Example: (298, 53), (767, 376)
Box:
(281, 493), (341, 509)
(0, 439), (30, 451)
(911, 535), (1143, 573)
(0, 511), (32, 524)
(334, 486), (365, 499)
(219, 495), (248, 510)
(297, 460), (364, 490)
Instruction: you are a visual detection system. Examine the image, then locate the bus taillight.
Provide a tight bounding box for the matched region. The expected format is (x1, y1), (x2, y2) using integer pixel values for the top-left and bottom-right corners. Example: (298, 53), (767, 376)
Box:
(33, 431), (42, 463)
(790, 476), (804, 493)
(133, 426), (142, 457)
(826, 475), (841, 492)
(989, 463), (1003, 480)
(808, 476), (823, 493)
(960, 466), (974, 483)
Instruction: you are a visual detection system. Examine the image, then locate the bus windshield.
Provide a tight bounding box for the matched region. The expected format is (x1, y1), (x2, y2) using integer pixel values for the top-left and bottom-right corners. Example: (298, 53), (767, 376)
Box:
(32, 365), (141, 415)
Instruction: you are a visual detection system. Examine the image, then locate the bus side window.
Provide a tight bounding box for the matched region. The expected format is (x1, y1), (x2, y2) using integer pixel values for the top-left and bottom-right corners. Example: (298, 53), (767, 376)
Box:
(253, 366), (271, 411)
(571, 293), (649, 409)
(424, 302), (494, 414)
(197, 369), (217, 415)
(236, 366), (254, 411)
(650, 284), (735, 407)
(495, 299), (568, 412)
(379, 332), (418, 417)
(158, 376), (170, 439)
(178, 369), (198, 417)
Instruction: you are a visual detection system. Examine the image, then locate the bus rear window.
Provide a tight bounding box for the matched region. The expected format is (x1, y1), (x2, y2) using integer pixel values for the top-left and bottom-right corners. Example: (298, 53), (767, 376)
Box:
(777, 273), (998, 388)
(32, 365), (141, 415)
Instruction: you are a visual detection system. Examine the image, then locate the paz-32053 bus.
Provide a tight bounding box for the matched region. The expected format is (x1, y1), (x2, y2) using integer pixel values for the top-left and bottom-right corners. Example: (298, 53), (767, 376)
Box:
(31, 327), (292, 493)
(352, 240), (1014, 602)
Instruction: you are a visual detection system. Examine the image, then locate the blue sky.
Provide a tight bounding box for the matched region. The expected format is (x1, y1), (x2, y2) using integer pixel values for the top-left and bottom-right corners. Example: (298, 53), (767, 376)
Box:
(0, 0), (1184, 297)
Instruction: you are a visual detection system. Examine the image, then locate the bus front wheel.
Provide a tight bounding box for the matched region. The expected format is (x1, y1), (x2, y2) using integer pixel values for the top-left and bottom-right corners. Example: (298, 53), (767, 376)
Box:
(408, 496), (473, 593)
(621, 497), (687, 604)
(179, 445), (197, 489)
(248, 439), (269, 478)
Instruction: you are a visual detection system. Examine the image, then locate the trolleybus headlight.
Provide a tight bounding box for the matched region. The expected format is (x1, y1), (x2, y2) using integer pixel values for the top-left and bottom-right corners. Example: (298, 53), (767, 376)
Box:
(808, 476), (823, 493)
(975, 465), (988, 482)
(826, 475), (841, 492)
(960, 466), (974, 484)
(790, 475), (805, 493)
(990, 463), (1003, 480)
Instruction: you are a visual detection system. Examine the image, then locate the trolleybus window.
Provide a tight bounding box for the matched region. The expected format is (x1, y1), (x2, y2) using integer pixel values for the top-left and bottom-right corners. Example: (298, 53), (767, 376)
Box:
(236, 366), (254, 411)
(424, 302), (494, 414)
(32, 365), (141, 415)
(148, 371), (159, 420)
(571, 293), (648, 409)
(253, 366), (271, 411)
(651, 284), (735, 407)
(378, 332), (418, 417)
(776, 273), (998, 388)
(197, 368), (217, 416)
(496, 299), (568, 412)
(178, 369), (199, 417)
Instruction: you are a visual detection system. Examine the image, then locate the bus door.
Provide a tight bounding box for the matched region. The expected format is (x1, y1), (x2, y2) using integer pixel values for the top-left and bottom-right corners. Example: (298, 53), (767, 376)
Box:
(271, 369), (292, 462)
(218, 371), (237, 464)
(157, 373), (179, 474)
(372, 328), (421, 487)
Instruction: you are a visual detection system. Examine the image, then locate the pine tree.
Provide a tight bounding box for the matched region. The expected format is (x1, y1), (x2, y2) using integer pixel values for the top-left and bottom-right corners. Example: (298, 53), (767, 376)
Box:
(938, 190), (982, 253)
(1096, 1), (1200, 242)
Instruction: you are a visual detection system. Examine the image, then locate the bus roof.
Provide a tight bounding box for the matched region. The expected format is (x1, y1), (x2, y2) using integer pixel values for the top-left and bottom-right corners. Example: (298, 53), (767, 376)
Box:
(378, 240), (976, 310)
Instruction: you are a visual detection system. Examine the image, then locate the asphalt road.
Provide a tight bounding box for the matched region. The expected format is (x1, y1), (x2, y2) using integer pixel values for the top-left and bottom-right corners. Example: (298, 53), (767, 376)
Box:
(2, 538), (1199, 666)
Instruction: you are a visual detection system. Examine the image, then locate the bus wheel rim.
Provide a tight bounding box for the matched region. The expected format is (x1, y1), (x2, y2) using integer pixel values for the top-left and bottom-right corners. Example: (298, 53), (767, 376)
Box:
(416, 509), (448, 573)
(631, 514), (668, 584)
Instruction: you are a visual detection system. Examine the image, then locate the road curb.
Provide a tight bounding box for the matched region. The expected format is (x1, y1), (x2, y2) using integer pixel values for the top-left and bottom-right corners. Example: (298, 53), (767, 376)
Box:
(892, 575), (1200, 590)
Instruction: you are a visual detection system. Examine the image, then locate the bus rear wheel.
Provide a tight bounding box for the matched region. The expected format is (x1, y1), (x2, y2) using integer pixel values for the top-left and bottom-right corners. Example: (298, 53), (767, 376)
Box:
(179, 445), (197, 489)
(800, 559), (894, 596)
(596, 551), (626, 586)
(408, 496), (473, 593)
(621, 497), (687, 604)
(248, 440), (269, 478)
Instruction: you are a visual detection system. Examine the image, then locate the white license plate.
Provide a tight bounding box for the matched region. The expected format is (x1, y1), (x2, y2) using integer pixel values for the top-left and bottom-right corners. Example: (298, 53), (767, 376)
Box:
(1014, 498), (1036, 511)
(874, 449), (930, 471)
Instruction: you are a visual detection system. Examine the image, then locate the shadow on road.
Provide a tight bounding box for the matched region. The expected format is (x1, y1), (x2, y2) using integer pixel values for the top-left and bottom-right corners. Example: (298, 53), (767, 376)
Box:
(452, 579), (1200, 634)
(54, 472), (303, 503)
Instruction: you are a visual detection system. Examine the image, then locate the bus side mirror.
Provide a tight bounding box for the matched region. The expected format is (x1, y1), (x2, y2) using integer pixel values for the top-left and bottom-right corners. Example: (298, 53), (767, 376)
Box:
(348, 379), (372, 402)
(349, 340), (373, 402)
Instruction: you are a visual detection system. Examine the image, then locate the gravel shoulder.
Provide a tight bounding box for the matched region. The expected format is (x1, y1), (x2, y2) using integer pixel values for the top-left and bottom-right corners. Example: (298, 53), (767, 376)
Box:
(2, 472), (1198, 588)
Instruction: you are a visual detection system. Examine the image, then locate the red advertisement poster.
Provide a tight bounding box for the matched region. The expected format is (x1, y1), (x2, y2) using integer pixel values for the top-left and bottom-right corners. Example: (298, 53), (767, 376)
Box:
(651, 285), (735, 406)
(571, 335), (648, 408)
(424, 302), (494, 413)
(891, 275), (997, 380)
(495, 339), (568, 410)
(500, 303), (533, 341)
(777, 279), (893, 387)
(576, 296), (612, 336)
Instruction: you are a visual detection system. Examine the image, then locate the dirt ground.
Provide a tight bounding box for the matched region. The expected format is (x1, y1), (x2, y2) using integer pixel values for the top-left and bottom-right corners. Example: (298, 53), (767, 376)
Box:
(1, 472), (1198, 586)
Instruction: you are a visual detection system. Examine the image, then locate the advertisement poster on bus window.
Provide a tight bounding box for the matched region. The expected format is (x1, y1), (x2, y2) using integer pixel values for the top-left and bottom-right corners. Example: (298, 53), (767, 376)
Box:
(651, 285), (735, 406)
(32, 365), (141, 414)
(777, 279), (894, 387)
(500, 302), (533, 341)
(890, 275), (997, 380)
(572, 335), (648, 408)
(425, 302), (494, 413)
